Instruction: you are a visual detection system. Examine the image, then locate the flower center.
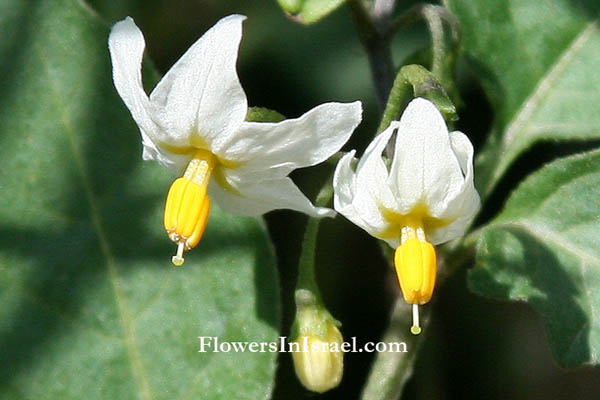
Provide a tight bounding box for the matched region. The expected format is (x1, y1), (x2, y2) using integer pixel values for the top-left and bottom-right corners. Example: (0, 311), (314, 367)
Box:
(393, 216), (437, 335)
(163, 149), (216, 266)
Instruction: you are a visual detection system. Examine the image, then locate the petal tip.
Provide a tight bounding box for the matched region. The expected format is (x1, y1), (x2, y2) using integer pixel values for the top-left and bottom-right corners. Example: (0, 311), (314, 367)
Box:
(316, 208), (337, 218)
(226, 13), (248, 22)
(108, 16), (145, 54)
(350, 100), (363, 113)
(215, 14), (248, 28)
(333, 150), (357, 178)
(405, 97), (444, 122)
(110, 16), (140, 37)
(343, 100), (363, 119)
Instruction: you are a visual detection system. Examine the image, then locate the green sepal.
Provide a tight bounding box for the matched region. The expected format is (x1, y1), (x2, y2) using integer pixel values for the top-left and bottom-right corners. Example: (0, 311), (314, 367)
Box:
(291, 289), (341, 340)
(246, 106), (286, 122)
(277, 0), (303, 14)
(377, 64), (457, 134)
(276, 0), (348, 25)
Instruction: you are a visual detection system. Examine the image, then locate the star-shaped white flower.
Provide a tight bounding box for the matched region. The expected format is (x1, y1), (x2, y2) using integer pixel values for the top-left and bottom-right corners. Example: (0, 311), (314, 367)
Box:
(333, 97), (479, 334)
(108, 15), (362, 265)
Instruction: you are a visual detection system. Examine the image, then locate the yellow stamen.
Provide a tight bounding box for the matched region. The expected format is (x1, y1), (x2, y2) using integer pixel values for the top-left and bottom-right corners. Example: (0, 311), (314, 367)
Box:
(163, 149), (216, 266)
(393, 217), (437, 335)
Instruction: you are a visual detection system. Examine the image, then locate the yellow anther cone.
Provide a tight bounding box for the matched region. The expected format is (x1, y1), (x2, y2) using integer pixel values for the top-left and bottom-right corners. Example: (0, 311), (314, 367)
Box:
(187, 196), (210, 249)
(163, 177), (187, 235)
(178, 182), (208, 239)
(163, 150), (216, 266)
(394, 238), (436, 305)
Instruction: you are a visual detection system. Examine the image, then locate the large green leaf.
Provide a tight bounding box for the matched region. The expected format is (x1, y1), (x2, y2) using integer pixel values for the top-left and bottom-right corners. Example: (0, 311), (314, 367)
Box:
(445, 0), (600, 197)
(470, 150), (600, 366)
(0, 1), (280, 399)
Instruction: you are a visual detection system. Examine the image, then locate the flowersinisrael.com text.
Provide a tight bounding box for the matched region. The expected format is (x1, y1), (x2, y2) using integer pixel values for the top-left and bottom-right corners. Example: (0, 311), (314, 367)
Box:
(198, 336), (408, 353)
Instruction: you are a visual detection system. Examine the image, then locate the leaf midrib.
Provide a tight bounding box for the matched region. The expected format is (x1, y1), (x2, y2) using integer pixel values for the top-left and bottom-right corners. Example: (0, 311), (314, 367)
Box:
(36, 37), (153, 400)
(485, 19), (599, 195)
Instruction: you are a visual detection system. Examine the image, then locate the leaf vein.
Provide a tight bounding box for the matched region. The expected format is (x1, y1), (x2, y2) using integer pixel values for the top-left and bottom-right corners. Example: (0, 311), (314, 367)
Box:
(502, 20), (598, 148)
(36, 43), (153, 400)
(491, 20), (599, 186)
(498, 221), (600, 330)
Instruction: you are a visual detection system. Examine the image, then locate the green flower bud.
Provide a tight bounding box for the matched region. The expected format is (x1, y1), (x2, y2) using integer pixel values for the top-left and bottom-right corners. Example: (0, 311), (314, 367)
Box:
(277, 0), (302, 15)
(292, 323), (344, 393)
(290, 289), (343, 393)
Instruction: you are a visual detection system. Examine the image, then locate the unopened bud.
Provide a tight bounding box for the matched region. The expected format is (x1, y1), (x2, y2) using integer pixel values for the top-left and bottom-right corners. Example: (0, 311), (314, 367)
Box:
(292, 323), (343, 393)
(277, 0), (302, 14)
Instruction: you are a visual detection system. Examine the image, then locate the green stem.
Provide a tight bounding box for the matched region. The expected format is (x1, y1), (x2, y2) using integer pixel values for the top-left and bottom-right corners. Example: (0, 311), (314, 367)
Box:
(348, 0), (395, 109)
(360, 296), (428, 400)
(423, 6), (445, 79)
(360, 242), (473, 400)
(295, 182), (334, 304)
(388, 4), (461, 95)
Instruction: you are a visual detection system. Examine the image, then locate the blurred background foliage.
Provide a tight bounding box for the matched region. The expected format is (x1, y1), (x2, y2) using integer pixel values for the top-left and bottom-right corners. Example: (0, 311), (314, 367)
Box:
(2, 0), (600, 398)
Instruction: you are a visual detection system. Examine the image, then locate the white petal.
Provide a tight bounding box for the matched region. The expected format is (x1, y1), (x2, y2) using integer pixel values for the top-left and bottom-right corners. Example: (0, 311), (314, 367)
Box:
(140, 129), (190, 173)
(149, 14), (248, 148)
(333, 151), (358, 211)
(334, 152), (393, 243)
(109, 17), (162, 151)
(333, 128), (399, 247)
(427, 131), (480, 244)
(448, 130), (472, 177)
(333, 151), (367, 228)
(209, 175), (334, 218)
(354, 122), (400, 214)
(215, 101), (362, 178)
(389, 98), (464, 215)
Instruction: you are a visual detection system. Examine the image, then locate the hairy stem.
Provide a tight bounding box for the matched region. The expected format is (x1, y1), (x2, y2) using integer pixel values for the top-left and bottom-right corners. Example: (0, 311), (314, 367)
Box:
(294, 182), (334, 304)
(360, 296), (428, 400)
(348, 0), (395, 109)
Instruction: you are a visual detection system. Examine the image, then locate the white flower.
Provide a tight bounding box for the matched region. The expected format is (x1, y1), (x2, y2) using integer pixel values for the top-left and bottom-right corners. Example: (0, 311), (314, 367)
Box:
(108, 15), (362, 265)
(333, 97), (479, 334)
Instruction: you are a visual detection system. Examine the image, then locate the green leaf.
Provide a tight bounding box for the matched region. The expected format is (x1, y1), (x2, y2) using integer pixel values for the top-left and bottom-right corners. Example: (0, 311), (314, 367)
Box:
(445, 0), (600, 197)
(0, 1), (280, 399)
(470, 150), (600, 366)
(276, 0), (348, 24)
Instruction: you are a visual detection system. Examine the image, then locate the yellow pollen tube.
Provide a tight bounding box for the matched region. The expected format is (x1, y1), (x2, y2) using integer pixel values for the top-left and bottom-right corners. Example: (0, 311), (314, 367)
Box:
(394, 225), (437, 335)
(163, 149), (216, 266)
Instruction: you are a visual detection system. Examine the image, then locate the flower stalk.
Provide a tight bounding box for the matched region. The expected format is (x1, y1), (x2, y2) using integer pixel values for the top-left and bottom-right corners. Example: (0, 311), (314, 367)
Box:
(348, 0), (395, 109)
(291, 180), (344, 393)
